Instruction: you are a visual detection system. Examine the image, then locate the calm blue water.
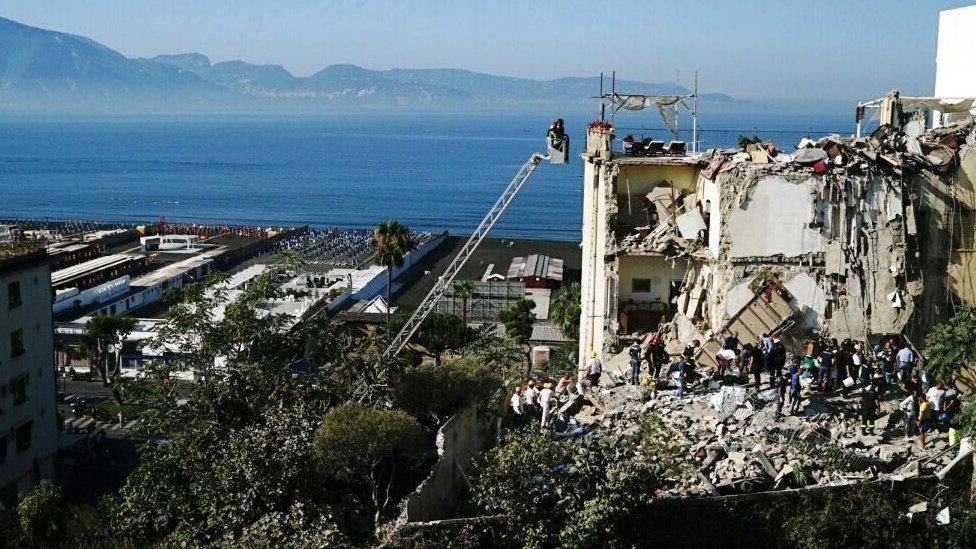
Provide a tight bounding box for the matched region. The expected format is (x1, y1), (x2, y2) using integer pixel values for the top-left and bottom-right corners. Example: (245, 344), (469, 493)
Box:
(0, 112), (853, 241)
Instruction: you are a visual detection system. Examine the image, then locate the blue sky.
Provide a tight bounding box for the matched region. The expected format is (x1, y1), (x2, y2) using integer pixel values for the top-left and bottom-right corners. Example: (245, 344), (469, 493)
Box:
(4, 0), (973, 108)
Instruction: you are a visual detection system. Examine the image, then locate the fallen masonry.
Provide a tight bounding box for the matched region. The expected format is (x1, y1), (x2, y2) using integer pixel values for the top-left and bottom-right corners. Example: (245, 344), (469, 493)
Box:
(562, 378), (963, 497)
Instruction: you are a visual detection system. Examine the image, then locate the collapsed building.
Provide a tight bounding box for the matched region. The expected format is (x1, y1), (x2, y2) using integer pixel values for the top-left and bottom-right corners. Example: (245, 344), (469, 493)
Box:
(579, 93), (976, 376)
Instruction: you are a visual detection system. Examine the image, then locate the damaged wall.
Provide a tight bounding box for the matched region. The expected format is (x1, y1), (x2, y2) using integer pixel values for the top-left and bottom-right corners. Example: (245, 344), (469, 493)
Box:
(583, 116), (976, 361)
(675, 119), (976, 350)
(708, 155), (917, 342)
(727, 176), (825, 258)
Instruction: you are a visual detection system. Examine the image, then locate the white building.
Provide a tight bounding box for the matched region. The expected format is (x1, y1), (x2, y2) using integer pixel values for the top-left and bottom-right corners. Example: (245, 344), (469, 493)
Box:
(935, 5), (976, 125)
(0, 250), (57, 505)
(578, 126), (700, 374)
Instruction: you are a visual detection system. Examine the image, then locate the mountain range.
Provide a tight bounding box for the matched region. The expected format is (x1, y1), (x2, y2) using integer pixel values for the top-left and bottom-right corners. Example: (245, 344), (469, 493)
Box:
(0, 16), (745, 113)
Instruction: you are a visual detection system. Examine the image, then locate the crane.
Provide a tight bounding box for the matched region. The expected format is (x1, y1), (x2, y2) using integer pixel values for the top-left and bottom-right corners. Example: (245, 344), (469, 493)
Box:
(381, 132), (569, 361)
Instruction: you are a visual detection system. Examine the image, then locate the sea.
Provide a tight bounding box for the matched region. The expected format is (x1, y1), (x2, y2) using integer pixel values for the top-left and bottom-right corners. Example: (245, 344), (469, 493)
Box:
(0, 111), (853, 242)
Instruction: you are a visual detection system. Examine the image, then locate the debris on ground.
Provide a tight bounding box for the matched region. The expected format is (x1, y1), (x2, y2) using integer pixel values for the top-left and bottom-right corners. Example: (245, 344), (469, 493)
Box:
(560, 375), (961, 497)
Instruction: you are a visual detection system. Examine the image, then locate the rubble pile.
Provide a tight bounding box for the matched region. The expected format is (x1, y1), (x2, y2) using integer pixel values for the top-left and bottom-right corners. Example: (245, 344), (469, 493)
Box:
(568, 380), (961, 497)
(704, 116), (975, 178)
(666, 115), (976, 356)
(616, 189), (710, 259)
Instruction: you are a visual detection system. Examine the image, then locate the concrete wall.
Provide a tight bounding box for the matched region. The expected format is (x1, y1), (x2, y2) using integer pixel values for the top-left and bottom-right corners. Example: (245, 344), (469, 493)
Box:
(727, 176), (825, 258)
(949, 148), (976, 306)
(578, 136), (612, 371)
(618, 255), (685, 304)
(615, 163), (700, 195)
(400, 402), (499, 523)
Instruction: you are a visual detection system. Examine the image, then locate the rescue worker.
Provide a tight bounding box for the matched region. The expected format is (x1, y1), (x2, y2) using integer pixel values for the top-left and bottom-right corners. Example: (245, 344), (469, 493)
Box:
(539, 383), (555, 432)
(547, 118), (567, 151)
(586, 352), (603, 388)
(628, 341), (642, 385)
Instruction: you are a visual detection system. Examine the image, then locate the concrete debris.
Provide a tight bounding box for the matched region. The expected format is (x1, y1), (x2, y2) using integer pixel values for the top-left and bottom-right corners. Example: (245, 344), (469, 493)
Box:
(568, 375), (960, 497)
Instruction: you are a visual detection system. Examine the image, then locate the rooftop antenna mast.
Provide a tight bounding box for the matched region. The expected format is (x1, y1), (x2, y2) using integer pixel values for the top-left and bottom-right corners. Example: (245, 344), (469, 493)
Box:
(599, 72), (605, 121)
(674, 69), (680, 141)
(610, 70), (617, 124)
(693, 71), (699, 153)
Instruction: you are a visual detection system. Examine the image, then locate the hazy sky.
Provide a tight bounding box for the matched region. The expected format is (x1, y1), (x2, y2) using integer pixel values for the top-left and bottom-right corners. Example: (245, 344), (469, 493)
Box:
(4, 0), (973, 106)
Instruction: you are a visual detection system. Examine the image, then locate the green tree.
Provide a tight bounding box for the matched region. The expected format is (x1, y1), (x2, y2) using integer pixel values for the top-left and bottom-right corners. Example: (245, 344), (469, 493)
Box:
(392, 312), (474, 366)
(16, 481), (67, 547)
(0, 481), (108, 547)
(395, 358), (499, 425)
(314, 402), (429, 529)
(108, 255), (401, 545)
(924, 306), (976, 384)
(499, 297), (536, 372)
(372, 220), (417, 327)
(783, 483), (976, 549)
(452, 280), (475, 324)
(110, 403), (341, 545)
(549, 282), (581, 340)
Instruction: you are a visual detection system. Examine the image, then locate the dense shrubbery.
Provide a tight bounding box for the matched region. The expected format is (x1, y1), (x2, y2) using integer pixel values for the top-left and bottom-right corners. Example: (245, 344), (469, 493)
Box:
(783, 483), (976, 549)
(314, 403), (429, 529)
(472, 414), (686, 548)
(395, 358), (500, 425)
(0, 481), (106, 548)
(925, 306), (976, 384)
(91, 252), (506, 546)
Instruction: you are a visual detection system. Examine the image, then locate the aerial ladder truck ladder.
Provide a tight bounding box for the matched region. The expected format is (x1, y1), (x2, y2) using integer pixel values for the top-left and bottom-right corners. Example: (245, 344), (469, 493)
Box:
(381, 130), (569, 361)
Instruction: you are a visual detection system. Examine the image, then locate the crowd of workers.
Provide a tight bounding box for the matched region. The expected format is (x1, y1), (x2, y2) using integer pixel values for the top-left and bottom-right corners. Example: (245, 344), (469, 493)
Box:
(511, 373), (575, 432)
(510, 330), (965, 448)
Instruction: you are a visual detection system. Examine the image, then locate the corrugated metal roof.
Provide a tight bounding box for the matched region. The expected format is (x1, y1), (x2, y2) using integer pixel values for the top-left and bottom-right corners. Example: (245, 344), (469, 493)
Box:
(507, 254), (564, 281)
(51, 254), (142, 286)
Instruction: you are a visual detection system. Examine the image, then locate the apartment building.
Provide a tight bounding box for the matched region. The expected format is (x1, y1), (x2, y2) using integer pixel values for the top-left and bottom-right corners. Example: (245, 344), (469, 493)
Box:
(0, 249), (58, 505)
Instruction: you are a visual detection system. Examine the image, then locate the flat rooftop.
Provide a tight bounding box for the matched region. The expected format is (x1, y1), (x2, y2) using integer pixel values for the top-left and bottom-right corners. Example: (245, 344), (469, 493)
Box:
(132, 249), (224, 288)
(0, 247), (47, 271)
(51, 253), (142, 287)
(609, 154), (703, 166)
(47, 242), (90, 254)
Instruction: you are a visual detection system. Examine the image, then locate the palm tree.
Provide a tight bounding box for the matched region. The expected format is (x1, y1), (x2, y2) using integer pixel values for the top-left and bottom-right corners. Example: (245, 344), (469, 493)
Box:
(372, 220), (417, 326)
(549, 282), (582, 340)
(453, 280), (475, 324)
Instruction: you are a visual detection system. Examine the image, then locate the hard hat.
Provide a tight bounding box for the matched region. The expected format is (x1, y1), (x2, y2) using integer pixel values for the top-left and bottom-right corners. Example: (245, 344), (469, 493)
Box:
(591, 351), (597, 358)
